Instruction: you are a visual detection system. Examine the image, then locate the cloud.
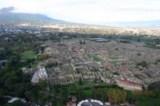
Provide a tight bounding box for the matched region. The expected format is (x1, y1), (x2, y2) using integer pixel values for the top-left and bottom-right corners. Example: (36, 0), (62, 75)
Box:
(0, 7), (14, 13)
(0, 0), (160, 24)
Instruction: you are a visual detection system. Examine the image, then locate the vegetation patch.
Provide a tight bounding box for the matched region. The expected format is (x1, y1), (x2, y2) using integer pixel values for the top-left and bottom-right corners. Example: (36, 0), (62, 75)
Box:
(110, 56), (119, 61)
(87, 53), (102, 62)
(21, 50), (36, 60)
(137, 61), (148, 68)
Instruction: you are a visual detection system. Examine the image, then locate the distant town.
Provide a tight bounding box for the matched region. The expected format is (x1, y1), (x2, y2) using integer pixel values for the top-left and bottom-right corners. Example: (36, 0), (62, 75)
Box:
(0, 24), (160, 106)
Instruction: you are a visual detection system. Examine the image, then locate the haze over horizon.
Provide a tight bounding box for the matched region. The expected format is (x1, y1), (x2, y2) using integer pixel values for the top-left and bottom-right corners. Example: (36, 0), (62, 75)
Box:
(0, 0), (160, 25)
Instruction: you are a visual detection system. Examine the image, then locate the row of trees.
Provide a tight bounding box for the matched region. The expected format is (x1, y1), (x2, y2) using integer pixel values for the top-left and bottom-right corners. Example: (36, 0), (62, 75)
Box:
(107, 89), (127, 104)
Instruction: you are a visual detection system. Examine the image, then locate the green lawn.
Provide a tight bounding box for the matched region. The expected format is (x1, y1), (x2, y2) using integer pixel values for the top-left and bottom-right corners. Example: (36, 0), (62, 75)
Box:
(110, 56), (119, 60)
(136, 97), (160, 106)
(87, 53), (102, 62)
(21, 50), (36, 60)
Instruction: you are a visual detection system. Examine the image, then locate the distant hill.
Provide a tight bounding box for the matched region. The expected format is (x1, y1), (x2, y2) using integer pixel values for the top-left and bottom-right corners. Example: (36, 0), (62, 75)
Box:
(0, 7), (159, 28)
(0, 7), (66, 25)
(0, 12), (65, 25)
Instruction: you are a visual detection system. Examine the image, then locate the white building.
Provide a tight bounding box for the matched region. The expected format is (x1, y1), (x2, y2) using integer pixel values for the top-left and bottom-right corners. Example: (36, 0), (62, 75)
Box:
(117, 79), (142, 91)
(77, 99), (104, 106)
(31, 67), (48, 83)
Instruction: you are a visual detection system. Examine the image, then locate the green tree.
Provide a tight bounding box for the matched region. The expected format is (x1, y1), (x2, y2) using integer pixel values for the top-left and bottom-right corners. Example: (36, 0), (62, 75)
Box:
(107, 89), (127, 105)
(137, 61), (148, 68)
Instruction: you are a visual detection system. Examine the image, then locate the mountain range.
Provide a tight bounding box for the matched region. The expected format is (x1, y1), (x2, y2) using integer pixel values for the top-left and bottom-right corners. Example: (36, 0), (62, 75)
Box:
(0, 7), (160, 27)
(0, 13), (64, 25)
(0, 7), (65, 25)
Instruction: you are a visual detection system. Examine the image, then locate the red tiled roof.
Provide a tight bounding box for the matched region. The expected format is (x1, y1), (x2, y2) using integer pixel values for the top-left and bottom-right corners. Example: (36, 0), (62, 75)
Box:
(119, 79), (142, 87)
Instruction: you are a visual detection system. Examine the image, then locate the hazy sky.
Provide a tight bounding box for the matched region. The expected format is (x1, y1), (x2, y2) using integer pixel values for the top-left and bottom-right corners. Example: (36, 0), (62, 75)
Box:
(0, 0), (160, 24)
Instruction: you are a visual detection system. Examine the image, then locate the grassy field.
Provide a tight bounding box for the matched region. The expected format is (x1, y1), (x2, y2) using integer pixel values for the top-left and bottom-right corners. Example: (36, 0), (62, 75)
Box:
(87, 53), (102, 62)
(110, 56), (119, 60)
(21, 50), (36, 60)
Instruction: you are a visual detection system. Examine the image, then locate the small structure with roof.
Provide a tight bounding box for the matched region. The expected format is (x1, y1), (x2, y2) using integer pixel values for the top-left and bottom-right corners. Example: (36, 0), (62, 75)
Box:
(77, 99), (104, 106)
(31, 67), (48, 83)
(117, 79), (142, 91)
(66, 96), (77, 106)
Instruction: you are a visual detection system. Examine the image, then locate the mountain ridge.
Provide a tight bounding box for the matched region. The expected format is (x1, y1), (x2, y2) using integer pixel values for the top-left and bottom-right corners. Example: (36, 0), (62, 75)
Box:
(0, 12), (65, 25)
(0, 7), (160, 27)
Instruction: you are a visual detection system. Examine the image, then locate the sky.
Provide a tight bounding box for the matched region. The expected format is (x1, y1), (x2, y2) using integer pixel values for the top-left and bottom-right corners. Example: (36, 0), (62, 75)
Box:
(0, 0), (160, 25)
